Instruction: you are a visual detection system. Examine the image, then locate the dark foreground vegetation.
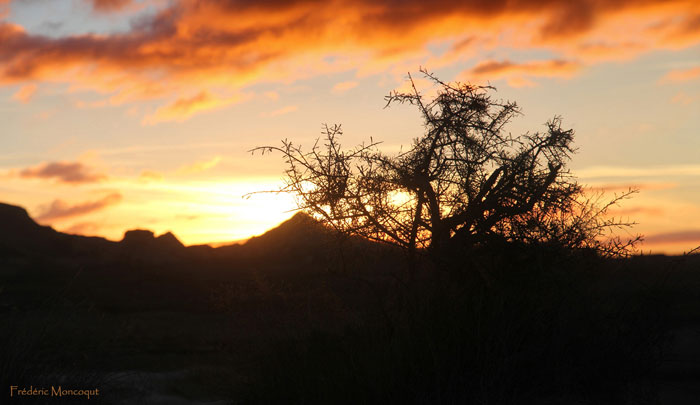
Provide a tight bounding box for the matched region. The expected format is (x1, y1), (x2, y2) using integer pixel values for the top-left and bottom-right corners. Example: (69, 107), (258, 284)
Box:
(1, 202), (700, 404)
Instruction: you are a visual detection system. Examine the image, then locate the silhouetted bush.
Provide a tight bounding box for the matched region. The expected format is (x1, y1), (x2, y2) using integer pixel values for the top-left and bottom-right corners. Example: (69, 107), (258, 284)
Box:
(254, 69), (640, 275)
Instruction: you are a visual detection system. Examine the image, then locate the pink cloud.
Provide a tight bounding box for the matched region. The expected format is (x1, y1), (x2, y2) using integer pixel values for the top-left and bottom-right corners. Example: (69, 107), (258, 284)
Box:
(20, 161), (106, 184)
(0, 0), (8, 18)
(645, 230), (700, 245)
(36, 192), (122, 222)
(589, 182), (678, 193)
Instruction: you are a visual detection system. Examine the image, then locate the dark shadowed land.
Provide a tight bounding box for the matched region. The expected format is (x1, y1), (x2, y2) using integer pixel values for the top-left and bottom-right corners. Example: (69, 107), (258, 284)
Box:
(1, 201), (700, 404)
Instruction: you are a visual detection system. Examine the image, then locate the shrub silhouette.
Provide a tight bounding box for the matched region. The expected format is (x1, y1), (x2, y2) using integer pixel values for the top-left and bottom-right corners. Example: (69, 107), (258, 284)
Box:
(255, 68), (639, 271)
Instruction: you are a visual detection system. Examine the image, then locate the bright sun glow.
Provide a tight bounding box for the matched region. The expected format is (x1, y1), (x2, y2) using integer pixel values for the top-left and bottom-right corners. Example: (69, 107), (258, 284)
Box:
(126, 180), (298, 245)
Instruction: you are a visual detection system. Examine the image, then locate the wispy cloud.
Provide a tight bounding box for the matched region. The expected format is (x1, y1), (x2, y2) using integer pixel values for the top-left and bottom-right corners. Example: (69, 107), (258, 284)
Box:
(12, 83), (36, 103)
(607, 206), (665, 217)
(588, 182), (678, 192)
(20, 161), (106, 184)
(142, 91), (248, 125)
(463, 59), (581, 86)
(36, 192), (122, 222)
(138, 170), (163, 182)
(259, 105), (298, 118)
(332, 81), (358, 94)
(577, 165), (700, 179)
(671, 91), (694, 105)
(645, 229), (700, 245)
(177, 156), (222, 174)
(659, 66), (700, 83)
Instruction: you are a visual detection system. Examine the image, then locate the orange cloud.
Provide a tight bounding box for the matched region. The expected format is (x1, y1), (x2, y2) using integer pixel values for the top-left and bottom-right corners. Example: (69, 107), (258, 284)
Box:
(652, 12), (700, 48)
(20, 161), (106, 184)
(259, 105), (298, 118)
(86, 0), (135, 13)
(671, 91), (694, 105)
(139, 170), (163, 182)
(573, 41), (647, 62)
(332, 81), (358, 94)
(177, 156), (222, 174)
(34, 109), (55, 120)
(660, 66), (700, 83)
(142, 91), (247, 125)
(589, 182), (678, 193)
(0, 0), (697, 120)
(11, 83), (36, 103)
(36, 192), (122, 222)
(505, 77), (537, 88)
(465, 59), (581, 84)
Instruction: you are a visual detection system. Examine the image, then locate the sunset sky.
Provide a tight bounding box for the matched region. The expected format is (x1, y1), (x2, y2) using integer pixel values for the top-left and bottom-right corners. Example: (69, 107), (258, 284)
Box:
(1, 0), (699, 253)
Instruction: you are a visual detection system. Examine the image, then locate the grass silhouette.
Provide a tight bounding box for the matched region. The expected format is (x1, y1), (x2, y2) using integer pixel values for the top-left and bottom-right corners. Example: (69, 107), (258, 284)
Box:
(242, 245), (674, 404)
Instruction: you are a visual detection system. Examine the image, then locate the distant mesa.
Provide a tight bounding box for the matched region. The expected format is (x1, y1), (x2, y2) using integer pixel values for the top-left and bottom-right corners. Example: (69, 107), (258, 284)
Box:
(121, 229), (156, 246)
(121, 229), (184, 252)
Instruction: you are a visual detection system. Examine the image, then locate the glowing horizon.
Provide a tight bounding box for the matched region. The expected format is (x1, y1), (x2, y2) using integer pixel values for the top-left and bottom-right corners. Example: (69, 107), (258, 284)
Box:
(1, 0), (699, 254)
